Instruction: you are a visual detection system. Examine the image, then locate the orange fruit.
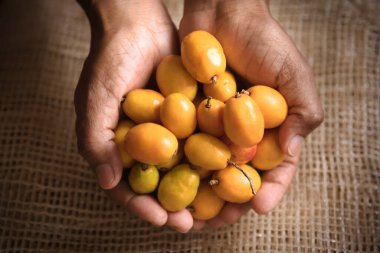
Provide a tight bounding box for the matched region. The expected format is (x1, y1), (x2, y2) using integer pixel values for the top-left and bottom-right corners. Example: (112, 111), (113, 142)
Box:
(184, 133), (231, 170)
(124, 123), (178, 165)
(224, 93), (264, 147)
(197, 97), (224, 137)
(181, 30), (226, 84)
(210, 163), (261, 203)
(157, 140), (184, 172)
(114, 120), (135, 168)
(202, 71), (236, 102)
(247, 85), (287, 128)
(251, 129), (285, 170)
(122, 89), (163, 123)
(160, 93), (196, 139)
(190, 181), (225, 220)
(156, 55), (198, 101)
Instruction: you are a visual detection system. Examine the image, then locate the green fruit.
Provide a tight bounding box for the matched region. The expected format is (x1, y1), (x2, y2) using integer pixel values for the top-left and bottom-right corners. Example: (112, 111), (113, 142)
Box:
(128, 164), (159, 194)
(158, 163), (200, 212)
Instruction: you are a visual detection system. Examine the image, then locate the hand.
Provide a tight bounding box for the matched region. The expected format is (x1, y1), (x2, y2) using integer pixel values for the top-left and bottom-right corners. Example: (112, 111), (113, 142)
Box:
(75, 0), (194, 233)
(180, 0), (324, 229)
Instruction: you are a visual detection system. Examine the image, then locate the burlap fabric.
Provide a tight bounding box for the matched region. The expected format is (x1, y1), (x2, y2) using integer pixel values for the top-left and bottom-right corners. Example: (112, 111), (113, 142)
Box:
(0, 0), (379, 252)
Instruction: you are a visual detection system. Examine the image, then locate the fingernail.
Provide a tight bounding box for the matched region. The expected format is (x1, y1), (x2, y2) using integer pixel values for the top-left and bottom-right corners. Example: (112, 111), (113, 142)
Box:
(95, 164), (115, 189)
(287, 135), (304, 157)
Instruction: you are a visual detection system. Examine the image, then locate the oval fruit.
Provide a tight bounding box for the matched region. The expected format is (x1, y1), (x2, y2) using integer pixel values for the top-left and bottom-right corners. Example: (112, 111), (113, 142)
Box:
(195, 167), (213, 179)
(210, 163), (261, 203)
(248, 85), (288, 128)
(160, 93), (196, 139)
(184, 133), (231, 170)
(128, 163), (159, 194)
(251, 129), (285, 170)
(197, 97), (224, 137)
(124, 123), (178, 165)
(190, 181), (225, 220)
(156, 55), (198, 101)
(158, 163), (200, 212)
(224, 93), (264, 147)
(181, 30), (226, 84)
(114, 120), (135, 168)
(221, 135), (257, 165)
(122, 89), (164, 123)
(157, 140), (184, 172)
(203, 71), (236, 102)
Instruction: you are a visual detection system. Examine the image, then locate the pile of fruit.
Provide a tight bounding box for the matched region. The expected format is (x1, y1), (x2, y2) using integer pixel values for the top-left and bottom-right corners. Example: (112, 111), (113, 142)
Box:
(114, 31), (287, 220)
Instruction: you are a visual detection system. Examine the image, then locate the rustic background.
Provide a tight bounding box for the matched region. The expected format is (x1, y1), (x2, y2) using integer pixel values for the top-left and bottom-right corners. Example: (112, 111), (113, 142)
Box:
(0, 0), (379, 252)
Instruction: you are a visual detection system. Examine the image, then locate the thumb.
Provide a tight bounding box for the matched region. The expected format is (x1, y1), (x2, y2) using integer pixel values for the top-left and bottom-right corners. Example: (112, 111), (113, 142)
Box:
(277, 63), (324, 156)
(74, 59), (125, 190)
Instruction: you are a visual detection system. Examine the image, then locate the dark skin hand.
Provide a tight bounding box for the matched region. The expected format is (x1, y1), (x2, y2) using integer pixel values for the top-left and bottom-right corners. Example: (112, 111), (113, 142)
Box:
(75, 0), (324, 232)
(180, 0), (324, 230)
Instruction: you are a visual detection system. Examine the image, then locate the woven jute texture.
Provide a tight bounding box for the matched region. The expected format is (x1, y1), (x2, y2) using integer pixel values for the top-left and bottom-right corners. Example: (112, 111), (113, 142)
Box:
(0, 0), (379, 252)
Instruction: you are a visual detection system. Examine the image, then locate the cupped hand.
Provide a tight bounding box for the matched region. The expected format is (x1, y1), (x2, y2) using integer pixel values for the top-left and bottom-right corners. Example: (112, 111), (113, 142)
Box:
(75, 0), (193, 233)
(180, 0), (324, 230)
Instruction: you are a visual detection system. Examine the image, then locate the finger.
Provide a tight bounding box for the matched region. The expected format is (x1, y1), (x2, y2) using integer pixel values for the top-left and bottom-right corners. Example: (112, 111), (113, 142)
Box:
(192, 219), (206, 231)
(251, 144), (301, 214)
(166, 209), (194, 233)
(106, 181), (168, 227)
(207, 202), (251, 228)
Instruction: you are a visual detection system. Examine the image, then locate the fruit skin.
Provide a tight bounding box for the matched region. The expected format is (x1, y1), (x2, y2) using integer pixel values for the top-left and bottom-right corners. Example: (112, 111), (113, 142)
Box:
(181, 30), (226, 84)
(221, 135), (257, 165)
(248, 85), (288, 129)
(124, 123), (178, 165)
(114, 120), (135, 168)
(190, 181), (225, 220)
(128, 164), (159, 194)
(203, 71), (236, 102)
(197, 97), (224, 137)
(211, 164), (261, 203)
(195, 167), (213, 179)
(184, 133), (231, 170)
(158, 163), (200, 212)
(157, 140), (184, 172)
(156, 55), (198, 101)
(160, 93), (196, 139)
(122, 89), (164, 123)
(251, 129), (285, 170)
(224, 93), (264, 147)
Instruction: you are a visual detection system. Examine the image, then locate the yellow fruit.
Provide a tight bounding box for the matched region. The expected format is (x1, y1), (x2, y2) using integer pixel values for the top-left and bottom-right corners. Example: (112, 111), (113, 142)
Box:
(128, 163), (159, 194)
(158, 163), (200, 212)
(203, 71), (236, 102)
(190, 181), (225, 220)
(157, 140), (184, 171)
(122, 89), (164, 123)
(124, 123), (178, 165)
(224, 93), (264, 147)
(247, 85), (288, 128)
(210, 163), (261, 203)
(160, 93), (196, 139)
(197, 97), (225, 137)
(184, 133), (231, 170)
(251, 129), (285, 170)
(156, 55), (198, 101)
(195, 167), (213, 180)
(114, 120), (135, 168)
(181, 30), (226, 84)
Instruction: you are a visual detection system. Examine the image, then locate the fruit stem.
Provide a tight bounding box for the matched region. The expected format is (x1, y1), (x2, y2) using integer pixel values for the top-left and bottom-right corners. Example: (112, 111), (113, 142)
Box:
(209, 179), (219, 186)
(205, 96), (212, 109)
(140, 163), (149, 171)
(234, 92), (241, 98)
(241, 89), (250, 95)
(227, 160), (257, 196)
(211, 75), (218, 84)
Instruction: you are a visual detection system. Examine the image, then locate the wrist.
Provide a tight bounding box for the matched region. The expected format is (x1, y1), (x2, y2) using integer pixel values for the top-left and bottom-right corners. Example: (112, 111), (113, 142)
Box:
(78, 0), (166, 38)
(184, 0), (269, 15)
